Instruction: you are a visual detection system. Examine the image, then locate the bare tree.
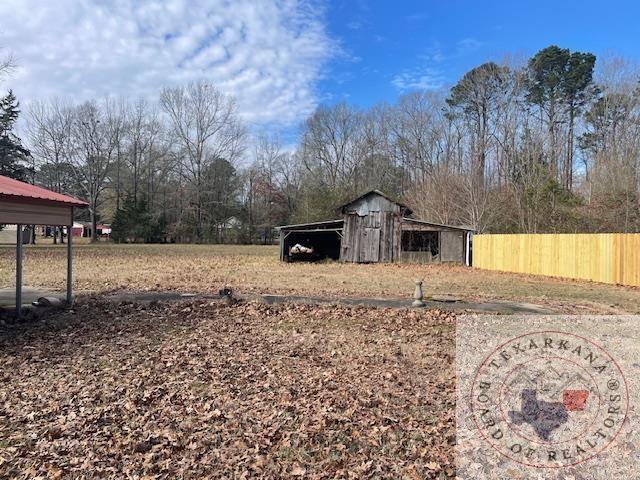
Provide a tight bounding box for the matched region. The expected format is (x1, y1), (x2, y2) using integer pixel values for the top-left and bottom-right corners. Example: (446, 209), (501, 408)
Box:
(391, 91), (446, 186)
(69, 100), (121, 242)
(246, 134), (291, 243)
(0, 48), (15, 79)
(124, 98), (161, 203)
(28, 99), (74, 242)
(300, 103), (363, 190)
(28, 99), (73, 190)
(160, 81), (245, 241)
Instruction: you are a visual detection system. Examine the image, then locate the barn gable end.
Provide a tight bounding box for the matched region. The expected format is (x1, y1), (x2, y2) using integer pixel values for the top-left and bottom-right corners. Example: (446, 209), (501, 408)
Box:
(339, 191), (407, 263)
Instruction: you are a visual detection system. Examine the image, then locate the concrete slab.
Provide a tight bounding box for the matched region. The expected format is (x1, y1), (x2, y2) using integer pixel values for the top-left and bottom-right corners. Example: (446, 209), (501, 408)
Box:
(105, 291), (555, 315)
(0, 287), (63, 308)
(257, 294), (555, 314)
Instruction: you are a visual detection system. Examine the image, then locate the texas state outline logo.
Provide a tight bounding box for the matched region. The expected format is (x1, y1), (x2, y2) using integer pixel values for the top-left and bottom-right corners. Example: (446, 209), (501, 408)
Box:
(470, 330), (629, 468)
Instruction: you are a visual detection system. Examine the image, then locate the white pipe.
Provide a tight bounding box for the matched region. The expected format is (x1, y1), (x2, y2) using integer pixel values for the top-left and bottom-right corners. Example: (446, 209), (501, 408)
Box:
(465, 232), (471, 266)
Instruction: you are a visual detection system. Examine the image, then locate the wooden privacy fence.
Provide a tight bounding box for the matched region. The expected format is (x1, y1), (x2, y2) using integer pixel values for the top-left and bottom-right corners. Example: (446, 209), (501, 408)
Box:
(473, 233), (640, 287)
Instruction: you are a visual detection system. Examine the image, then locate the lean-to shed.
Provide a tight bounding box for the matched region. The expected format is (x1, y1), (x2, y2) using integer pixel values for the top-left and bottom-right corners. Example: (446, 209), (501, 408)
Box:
(278, 190), (473, 264)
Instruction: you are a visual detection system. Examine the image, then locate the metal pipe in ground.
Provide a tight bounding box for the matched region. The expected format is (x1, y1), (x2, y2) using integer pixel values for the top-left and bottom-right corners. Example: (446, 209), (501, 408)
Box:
(15, 224), (22, 318)
(67, 215), (73, 305)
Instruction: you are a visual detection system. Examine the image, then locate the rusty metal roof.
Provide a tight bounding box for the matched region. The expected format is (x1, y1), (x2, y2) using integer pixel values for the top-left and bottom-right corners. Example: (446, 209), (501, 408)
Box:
(401, 217), (475, 232)
(277, 219), (344, 230)
(0, 175), (87, 207)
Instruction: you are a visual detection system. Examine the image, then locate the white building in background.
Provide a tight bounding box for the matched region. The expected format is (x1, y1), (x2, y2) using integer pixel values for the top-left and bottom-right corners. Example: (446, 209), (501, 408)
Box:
(0, 224), (18, 244)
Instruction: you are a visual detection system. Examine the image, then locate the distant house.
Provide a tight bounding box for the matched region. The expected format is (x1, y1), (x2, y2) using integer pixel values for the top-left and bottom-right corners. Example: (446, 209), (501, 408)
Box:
(277, 190), (474, 264)
(81, 222), (111, 238)
(69, 222), (84, 237)
(222, 216), (241, 229)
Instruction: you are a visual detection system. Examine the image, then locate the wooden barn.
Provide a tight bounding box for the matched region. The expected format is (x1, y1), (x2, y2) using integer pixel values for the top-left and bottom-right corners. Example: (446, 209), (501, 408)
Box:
(278, 190), (473, 264)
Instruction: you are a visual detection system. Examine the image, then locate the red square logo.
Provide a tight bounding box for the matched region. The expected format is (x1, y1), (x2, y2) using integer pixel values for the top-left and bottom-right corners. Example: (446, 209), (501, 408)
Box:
(563, 390), (589, 411)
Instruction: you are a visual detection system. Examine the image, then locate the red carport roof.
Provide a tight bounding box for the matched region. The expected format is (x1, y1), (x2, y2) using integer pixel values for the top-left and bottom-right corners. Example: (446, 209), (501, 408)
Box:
(0, 175), (87, 207)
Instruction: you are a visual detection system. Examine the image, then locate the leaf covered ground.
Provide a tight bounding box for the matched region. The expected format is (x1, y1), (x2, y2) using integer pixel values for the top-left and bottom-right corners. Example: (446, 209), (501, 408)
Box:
(0, 299), (455, 479)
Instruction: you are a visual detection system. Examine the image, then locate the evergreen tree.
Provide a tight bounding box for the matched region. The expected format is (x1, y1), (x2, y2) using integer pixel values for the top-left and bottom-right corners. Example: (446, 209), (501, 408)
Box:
(111, 195), (165, 243)
(0, 90), (30, 180)
(525, 46), (597, 189)
(447, 62), (509, 182)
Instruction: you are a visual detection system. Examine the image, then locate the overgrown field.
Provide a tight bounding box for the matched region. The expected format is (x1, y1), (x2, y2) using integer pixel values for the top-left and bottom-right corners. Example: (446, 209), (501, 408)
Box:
(0, 299), (455, 479)
(1, 243), (640, 313)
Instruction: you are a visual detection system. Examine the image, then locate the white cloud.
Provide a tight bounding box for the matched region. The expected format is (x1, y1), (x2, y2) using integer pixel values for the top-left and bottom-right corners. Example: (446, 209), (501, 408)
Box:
(457, 37), (483, 53)
(391, 67), (443, 91)
(0, 0), (335, 128)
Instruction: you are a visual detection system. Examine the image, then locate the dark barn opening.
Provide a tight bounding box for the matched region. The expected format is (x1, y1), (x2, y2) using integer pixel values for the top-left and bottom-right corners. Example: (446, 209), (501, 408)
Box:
(400, 229), (441, 263)
(283, 231), (341, 262)
(401, 231), (439, 256)
(278, 220), (344, 262)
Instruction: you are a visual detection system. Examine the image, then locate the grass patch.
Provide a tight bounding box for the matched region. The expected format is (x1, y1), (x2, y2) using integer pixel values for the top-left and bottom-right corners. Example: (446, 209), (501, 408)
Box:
(1, 243), (639, 313)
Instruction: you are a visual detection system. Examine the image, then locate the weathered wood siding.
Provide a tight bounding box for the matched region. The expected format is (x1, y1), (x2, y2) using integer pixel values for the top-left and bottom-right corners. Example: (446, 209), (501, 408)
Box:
(340, 195), (401, 263)
(473, 233), (640, 286)
(330, 191), (472, 264)
(440, 231), (465, 262)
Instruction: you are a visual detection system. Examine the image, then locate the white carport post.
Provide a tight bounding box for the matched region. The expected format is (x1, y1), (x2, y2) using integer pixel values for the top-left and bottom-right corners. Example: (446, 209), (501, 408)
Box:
(15, 224), (23, 317)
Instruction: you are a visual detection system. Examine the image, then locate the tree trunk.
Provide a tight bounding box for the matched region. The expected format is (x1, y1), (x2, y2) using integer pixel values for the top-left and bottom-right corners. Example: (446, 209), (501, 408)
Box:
(566, 108), (575, 190)
(91, 209), (98, 243)
(248, 174), (254, 244)
(116, 147), (122, 211)
(133, 140), (138, 203)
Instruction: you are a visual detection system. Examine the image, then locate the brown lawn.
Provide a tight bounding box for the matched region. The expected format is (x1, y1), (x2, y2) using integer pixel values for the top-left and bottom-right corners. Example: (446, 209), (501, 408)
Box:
(0, 299), (455, 479)
(1, 243), (640, 313)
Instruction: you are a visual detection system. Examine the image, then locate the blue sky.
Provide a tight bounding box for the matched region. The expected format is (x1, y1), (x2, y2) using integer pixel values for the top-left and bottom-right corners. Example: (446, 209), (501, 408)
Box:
(1, 0), (639, 144)
(320, 0), (640, 108)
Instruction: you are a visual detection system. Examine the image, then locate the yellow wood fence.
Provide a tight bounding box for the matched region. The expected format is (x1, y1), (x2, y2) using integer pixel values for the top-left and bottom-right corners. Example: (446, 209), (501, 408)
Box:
(473, 233), (640, 287)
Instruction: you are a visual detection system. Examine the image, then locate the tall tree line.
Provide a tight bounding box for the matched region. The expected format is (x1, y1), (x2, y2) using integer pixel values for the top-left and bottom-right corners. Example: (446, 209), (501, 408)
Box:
(288, 46), (640, 234)
(16, 46), (640, 242)
(26, 81), (247, 243)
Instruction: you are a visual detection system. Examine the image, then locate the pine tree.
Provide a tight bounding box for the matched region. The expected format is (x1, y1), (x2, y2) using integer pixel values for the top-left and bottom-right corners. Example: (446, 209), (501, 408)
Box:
(525, 46), (597, 189)
(111, 195), (164, 243)
(0, 90), (30, 180)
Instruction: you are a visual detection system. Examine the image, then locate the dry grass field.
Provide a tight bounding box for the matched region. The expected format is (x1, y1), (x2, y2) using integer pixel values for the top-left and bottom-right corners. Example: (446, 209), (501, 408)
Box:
(0, 299), (455, 479)
(2, 242), (640, 313)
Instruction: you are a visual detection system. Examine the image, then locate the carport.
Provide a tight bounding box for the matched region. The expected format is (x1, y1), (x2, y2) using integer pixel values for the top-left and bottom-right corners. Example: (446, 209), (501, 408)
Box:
(0, 175), (87, 316)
